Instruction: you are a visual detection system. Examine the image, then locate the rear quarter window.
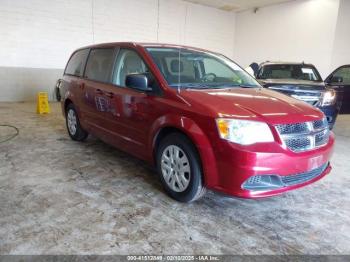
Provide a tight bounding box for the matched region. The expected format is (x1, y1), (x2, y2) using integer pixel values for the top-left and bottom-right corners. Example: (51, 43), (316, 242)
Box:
(65, 49), (89, 77)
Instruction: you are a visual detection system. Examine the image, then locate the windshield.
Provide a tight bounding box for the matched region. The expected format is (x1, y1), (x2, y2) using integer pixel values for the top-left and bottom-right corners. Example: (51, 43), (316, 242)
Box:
(146, 47), (260, 89)
(258, 64), (322, 82)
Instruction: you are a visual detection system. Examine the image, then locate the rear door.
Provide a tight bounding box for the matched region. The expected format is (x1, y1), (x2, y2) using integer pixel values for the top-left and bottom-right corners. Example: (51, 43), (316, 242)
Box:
(326, 65), (350, 114)
(82, 47), (119, 136)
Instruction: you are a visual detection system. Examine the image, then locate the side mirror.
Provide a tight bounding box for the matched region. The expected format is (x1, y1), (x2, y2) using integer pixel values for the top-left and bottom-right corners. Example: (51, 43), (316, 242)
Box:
(125, 74), (152, 92)
(330, 76), (343, 83)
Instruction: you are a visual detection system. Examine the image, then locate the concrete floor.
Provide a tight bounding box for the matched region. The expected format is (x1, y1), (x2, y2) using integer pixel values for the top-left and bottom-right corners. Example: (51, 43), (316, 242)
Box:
(0, 102), (350, 255)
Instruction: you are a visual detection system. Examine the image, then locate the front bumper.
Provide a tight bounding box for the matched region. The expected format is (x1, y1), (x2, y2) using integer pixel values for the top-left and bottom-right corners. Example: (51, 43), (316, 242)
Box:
(211, 132), (334, 198)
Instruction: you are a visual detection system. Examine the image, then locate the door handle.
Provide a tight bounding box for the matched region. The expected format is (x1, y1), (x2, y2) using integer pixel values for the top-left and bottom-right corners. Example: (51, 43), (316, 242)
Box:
(126, 103), (137, 111)
(105, 92), (114, 98)
(96, 89), (103, 95)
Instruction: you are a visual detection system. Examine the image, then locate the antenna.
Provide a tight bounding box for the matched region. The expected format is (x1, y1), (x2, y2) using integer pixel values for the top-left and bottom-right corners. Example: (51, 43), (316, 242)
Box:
(177, 48), (181, 94)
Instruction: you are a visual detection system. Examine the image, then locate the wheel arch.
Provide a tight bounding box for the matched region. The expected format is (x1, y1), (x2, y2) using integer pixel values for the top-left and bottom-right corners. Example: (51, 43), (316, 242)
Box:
(150, 115), (218, 188)
(64, 98), (73, 113)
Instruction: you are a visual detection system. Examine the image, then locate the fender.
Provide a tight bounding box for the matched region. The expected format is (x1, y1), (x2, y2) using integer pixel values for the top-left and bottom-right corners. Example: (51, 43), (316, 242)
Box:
(63, 90), (81, 117)
(149, 114), (219, 188)
(62, 90), (90, 130)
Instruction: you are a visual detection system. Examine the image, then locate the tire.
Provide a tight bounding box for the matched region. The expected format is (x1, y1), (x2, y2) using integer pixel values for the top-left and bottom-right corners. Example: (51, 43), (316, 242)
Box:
(156, 133), (206, 202)
(65, 103), (88, 141)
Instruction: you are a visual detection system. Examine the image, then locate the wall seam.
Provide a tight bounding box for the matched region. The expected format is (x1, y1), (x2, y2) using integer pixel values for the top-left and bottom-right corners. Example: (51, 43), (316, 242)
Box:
(91, 0), (95, 43)
(329, 0), (342, 72)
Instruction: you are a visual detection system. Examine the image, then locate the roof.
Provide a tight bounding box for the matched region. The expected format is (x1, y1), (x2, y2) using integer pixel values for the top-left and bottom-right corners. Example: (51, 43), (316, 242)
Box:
(260, 61), (316, 67)
(75, 42), (219, 55)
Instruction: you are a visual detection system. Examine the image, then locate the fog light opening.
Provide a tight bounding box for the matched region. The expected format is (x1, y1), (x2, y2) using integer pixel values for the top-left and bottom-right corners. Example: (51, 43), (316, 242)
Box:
(242, 175), (283, 191)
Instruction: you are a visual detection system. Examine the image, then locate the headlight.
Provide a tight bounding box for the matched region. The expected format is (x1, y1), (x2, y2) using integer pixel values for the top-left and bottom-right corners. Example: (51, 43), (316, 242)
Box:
(320, 89), (336, 106)
(216, 118), (274, 145)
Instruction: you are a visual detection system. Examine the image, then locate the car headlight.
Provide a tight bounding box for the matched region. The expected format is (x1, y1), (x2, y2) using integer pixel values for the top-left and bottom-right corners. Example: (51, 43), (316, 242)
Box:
(216, 118), (274, 145)
(320, 89), (336, 106)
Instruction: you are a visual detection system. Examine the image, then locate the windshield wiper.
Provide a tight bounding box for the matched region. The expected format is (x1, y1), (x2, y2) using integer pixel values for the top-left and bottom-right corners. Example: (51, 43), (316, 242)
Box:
(206, 83), (258, 89)
(170, 83), (214, 89)
(169, 83), (258, 89)
(238, 84), (257, 88)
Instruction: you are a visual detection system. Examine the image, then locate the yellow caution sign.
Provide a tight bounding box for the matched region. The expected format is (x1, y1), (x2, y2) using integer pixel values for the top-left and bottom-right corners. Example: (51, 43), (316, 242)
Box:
(36, 92), (51, 114)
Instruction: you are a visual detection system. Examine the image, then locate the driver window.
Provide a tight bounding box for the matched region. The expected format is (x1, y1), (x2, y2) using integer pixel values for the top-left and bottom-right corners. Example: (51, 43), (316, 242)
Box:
(202, 58), (245, 84)
(334, 67), (350, 85)
(113, 49), (148, 86)
(164, 58), (196, 84)
(203, 58), (232, 78)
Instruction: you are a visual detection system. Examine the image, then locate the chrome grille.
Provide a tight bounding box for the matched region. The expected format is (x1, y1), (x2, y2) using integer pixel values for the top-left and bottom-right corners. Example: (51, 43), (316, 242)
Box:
(275, 118), (329, 152)
(313, 118), (328, 130)
(285, 136), (312, 151)
(315, 129), (330, 147)
(275, 122), (309, 135)
(268, 86), (322, 106)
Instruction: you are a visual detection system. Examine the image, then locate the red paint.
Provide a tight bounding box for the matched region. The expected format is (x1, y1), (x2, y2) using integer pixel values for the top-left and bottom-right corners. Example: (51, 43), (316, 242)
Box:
(61, 42), (334, 198)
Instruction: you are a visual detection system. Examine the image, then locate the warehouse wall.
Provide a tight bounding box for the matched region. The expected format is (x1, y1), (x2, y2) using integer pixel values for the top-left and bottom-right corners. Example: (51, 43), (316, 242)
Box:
(330, 0), (350, 72)
(1, 0), (349, 102)
(0, 0), (235, 101)
(234, 0), (341, 79)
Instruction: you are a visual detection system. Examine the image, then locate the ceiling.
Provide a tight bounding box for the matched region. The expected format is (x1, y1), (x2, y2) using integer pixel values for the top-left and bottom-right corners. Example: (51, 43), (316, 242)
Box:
(183, 0), (295, 12)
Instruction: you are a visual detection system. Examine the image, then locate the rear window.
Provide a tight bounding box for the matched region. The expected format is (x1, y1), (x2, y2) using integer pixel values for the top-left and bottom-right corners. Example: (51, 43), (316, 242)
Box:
(64, 49), (89, 77)
(84, 48), (115, 83)
(258, 64), (322, 81)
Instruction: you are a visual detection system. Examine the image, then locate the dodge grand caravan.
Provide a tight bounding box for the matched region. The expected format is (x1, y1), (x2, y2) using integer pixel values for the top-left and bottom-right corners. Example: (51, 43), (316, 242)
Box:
(60, 42), (334, 202)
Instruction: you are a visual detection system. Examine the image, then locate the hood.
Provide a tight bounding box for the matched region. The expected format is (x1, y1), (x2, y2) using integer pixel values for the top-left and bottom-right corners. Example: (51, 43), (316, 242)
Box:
(179, 88), (324, 125)
(259, 79), (325, 91)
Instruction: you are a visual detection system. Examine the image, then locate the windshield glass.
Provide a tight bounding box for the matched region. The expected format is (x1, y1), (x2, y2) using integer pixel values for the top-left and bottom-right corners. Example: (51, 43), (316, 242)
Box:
(258, 64), (322, 81)
(146, 47), (260, 89)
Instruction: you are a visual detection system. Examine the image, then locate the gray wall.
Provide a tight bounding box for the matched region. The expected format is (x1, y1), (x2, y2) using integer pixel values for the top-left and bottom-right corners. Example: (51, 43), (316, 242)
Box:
(0, 67), (63, 102)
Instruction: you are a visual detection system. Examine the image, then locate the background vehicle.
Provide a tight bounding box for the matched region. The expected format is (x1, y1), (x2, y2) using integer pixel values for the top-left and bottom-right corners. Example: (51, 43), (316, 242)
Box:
(60, 43), (334, 202)
(254, 62), (341, 129)
(325, 65), (350, 114)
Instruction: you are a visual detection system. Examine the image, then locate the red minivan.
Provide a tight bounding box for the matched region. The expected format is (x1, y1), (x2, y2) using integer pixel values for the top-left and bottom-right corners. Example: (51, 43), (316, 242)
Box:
(60, 42), (334, 202)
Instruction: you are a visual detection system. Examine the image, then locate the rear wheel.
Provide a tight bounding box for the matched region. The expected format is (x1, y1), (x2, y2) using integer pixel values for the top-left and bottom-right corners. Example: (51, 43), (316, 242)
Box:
(65, 103), (88, 141)
(156, 133), (206, 202)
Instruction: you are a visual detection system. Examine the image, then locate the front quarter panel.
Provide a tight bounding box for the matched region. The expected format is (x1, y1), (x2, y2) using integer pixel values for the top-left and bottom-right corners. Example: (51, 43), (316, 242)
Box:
(150, 114), (219, 188)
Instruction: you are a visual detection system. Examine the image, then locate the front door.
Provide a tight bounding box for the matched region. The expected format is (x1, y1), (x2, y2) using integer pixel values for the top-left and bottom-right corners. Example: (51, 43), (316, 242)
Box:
(326, 65), (350, 114)
(107, 48), (160, 160)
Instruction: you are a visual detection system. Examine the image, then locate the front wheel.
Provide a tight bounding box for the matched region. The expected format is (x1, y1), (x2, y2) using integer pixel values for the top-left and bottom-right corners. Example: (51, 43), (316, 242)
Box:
(156, 133), (206, 202)
(65, 103), (88, 141)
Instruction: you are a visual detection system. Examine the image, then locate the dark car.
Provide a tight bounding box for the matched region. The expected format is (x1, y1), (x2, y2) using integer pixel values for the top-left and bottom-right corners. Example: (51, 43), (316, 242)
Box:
(59, 43), (334, 202)
(254, 62), (341, 129)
